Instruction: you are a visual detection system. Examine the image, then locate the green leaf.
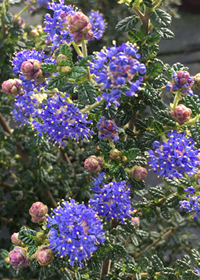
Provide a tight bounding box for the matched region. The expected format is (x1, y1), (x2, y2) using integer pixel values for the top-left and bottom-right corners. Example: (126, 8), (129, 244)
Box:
(135, 230), (149, 238)
(2, 12), (14, 24)
(139, 44), (149, 61)
(0, 105), (11, 114)
(59, 44), (72, 64)
(176, 260), (190, 270)
(182, 270), (199, 280)
(155, 110), (176, 127)
(118, 104), (134, 126)
(41, 63), (57, 73)
(165, 195), (179, 208)
(149, 187), (164, 198)
(77, 82), (96, 105)
(76, 55), (93, 67)
(115, 167), (128, 181)
(130, 179), (145, 190)
(125, 128), (135, 137)
(152, 120), (164, 134)
(150, 9), (171, 27)
(144, 31), (160, 46)
(99, 141), (112, 155)
(27, 245), (38, 255)
(123, 148), (141, 161)
(131, 234), (139, 246)
(151, 255), (164, 271)
(139, 131), (159, 150)
(58, 82), (77, 94)
(146, 58), (164, 79)
(143, 0), (153, 7)
(171, 62), (188, 72)
(47, 74), (67, 90)
(184, 95), (200, 115)
(4, 143), (16, 156)
(60, 269), (72, 280)
(110, 162), (120, 173)
(116, 15), (139, 32)
(151, 99), (169, 117)
(161, 205), (171, 220)
(128, 30), (140, 43)
(134, 119), (147, 132)
(102, 103), (117, 119)
(69, 66), (86, 80)
(18, 226), (36, 245)
(162, 268), (175, 276)
(157, 28), (174, 40)
(143, 83), (157, 99)
(196, 117), (200, 132)
(124, 139), (136, 150)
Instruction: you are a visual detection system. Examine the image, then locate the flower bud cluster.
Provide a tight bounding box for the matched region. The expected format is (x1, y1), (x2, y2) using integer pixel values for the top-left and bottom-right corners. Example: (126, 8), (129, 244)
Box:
(166, 70), (194, 96)
(35, 245), (54, 266)
(129, 165), (148, 181)
(84, 155), (104, 173)
(171, 104), (192, 125)
(68, 12), (93, 44)
(29, 25), (43, 39)
(109, 149), (127, 163)
(2, 79), (22, 95)
(29, 202), (48, 224)
(193, 73), (200, 90)
(20, 59), (46, 84)
(97, 116), (119, 142)
(9, 247), (30, 270)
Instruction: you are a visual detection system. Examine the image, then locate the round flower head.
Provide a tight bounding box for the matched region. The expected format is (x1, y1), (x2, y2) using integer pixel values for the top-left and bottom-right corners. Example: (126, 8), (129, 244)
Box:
(90, 42), (146, 107)
(148, 130), (199, 179)
(44, 1), (75, 50)
(89, 181), (133, 223)
(166, 70), (194, 96)
(89, 10), (106, 40)
(9, 247), (30, 270)
(46, 199), (105, 267)
(97, 116), (119, 142)
(32, 93), (93, 146)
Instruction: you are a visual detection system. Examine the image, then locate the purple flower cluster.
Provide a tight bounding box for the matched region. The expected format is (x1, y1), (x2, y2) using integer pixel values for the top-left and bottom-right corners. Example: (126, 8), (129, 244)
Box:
(89, 181), (133, 223)
(179, 195), (200, 220)
(166, 70), (194, 96)
(97, 116), (119, 142)
(148, 130), (199, 179)
(12, 92), (46, 125)
(90, 42), (146, 107)
(89, 11), (106, 40)
(12, 49), (55, 92)
(44, 1), (75, 49)
(46, 199), (105, 267)
(38, 0), (49, 8)
(91, 172), (105, 192)
(32, 93), (93, 146)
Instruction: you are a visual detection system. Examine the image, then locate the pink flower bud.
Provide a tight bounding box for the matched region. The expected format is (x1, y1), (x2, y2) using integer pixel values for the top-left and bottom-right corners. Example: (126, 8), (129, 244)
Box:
(109, 149), (121, 161)
(73, 31), (84, 44)
(84, 30), (94, 41)
(35, 245), (54, 266)
(84, 156), (104, 173)
(2, 79), (22, 95)
(29, 29), (39, 38)
(131, 217), (140, 227)
(68, 12), (91, 34)
(35, 231), (46, 244)
(21, 59), (41, 80)
(11, 233), (22, 246)
(33, 69), (45, 84)
(9, 247), (30, 269)
(129, 165), (148, 181)
(29, 202), (48, 224)
(171, 104), (192, 125)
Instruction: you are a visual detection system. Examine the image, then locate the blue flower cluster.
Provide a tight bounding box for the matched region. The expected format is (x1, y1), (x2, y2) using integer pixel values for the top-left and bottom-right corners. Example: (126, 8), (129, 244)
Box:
(90, 42), (146, 107)
(12, 92), (47, 125)
(91, 172), (105, 192)
(89, 11), (106, 40)
(44, 1), (75, 49)
(89, 181), (133, 223)
(32, 93), (93, 146)
(12, 49), (55, 92)
(148, 130), (199, 179)
(179, 195), (200, 220)
(38, 0), (49, 8)
(97, 116), (119, 142)
(46, 199), (105, 267)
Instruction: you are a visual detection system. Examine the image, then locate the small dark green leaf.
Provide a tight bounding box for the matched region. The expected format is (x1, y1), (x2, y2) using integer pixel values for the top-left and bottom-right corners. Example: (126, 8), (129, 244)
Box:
(165, 195), (179, 208)
(144, 31), (160, 46)
(151, 255), (164, 271)
(77, 81), (96, 105)
(139, 44), (149, 61)
(150, 9), (171, 27)
(149, 187), (164, 199)
(143, 0), (153, 7)
(152, 121), (164, 134)
(161, 205), (171, 220)
(99, 141), (112, 155)
(146, 58), (164, 79)
(115, 167), (128, 181)
(135, 230), (149, 238)
(2, 12), (14, 24)
(116, 15), (139, 32)
(58, 82), (77, 94)
(47, 74), (67, 90)
(110, 163), (120, 173)
(134, 119), (147, 132)
(122, 148), (141, 161)
(182, 270), (199, 280)
(41, 63), (57, 73)
(59, 44), (72, 63)
(69, 66), (86, 80)
(131, 234), (139, 246)
(130, 179), (145, 190)
(176, 260), (190, 270)
(157, 28), (174, 40)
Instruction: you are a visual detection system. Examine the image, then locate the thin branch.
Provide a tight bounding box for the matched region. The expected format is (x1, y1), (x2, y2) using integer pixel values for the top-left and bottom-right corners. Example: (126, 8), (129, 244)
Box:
(134, 226), (179, 259)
